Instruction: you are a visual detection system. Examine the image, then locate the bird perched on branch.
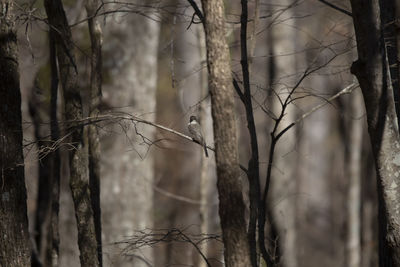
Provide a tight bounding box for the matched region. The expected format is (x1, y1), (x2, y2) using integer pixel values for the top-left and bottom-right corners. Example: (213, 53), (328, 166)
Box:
(188, 115), (208, 157)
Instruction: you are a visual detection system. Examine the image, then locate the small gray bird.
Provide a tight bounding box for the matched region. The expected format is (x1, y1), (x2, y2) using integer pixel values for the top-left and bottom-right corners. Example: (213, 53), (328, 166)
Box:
(188, 115), (208, 157)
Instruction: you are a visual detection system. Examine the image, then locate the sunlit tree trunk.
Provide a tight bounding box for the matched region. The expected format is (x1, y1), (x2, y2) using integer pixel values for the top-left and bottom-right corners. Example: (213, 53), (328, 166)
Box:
(345, 89), (363, 267)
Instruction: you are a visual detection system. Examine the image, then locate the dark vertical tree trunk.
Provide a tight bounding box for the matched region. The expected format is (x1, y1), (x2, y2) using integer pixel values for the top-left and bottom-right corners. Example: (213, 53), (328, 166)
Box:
(0, 0), (31, 265)
(44, 0), (99, 266)
(380, 0), (400, 126)
(29, 81), (54, 266)
(200, 0), (252, 266)
(395, 1), (400, 118)
(350, 0), (400, 266)
(235, 1), (260, 266)
(86, 0), (103, 265)
(49, 27), (61, 267)
(30, 28), (61, 267)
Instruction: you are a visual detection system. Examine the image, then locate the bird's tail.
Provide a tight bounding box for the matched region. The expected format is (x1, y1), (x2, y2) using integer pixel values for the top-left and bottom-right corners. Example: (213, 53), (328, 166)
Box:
(203, 143), (209, 157)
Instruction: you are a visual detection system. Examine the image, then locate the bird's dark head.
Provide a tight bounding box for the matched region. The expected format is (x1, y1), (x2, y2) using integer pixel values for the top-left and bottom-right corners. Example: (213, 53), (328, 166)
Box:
(189, 115), (197, 122)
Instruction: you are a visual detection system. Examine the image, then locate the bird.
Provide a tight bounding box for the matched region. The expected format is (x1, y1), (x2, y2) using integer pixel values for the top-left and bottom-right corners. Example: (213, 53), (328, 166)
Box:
(188, 115), (208, 157)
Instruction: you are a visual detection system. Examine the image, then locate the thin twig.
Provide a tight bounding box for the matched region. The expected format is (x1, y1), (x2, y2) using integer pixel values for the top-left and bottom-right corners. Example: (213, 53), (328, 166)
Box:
(238, 0), (261, 266)
(153, 186), (201, 205)
(317, 0), (352, 17)
(295, 82), (358, 123)
(187, 0), (204, 23)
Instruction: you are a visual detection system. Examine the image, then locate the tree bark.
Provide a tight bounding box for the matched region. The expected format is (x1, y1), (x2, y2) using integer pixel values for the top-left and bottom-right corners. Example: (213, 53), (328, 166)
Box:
(43, 0), (99, 266)
(85, 0), (103, 265)
(200, 0), (252, 266)
(350, 0), (400, 266)
(0, 0), (31, 265)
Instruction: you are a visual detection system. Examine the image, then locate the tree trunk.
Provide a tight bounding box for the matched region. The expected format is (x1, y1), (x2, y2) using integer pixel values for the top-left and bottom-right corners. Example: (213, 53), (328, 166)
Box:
(200, 0), (252, 266)
(29, 79), (56, 267)
(101, 9), (159, 267)
(236, 1), (261, 266)
(268, 1), (298, 265)
(350, 0), (400, 266)
(346, 88), (363, 267)
(43, 0), (99, 266)
(197, 22), (211, 267)
(395, 1), (400, 119)
(49, 28), (61, 267)
(380, 0), (400, 126)
(85, 0), (103, 265)
(29, 33), (61, 265)
(0, 0), (31, 265)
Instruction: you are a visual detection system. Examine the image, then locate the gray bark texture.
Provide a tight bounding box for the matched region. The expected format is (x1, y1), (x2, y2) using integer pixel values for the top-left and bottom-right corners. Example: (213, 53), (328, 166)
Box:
(44, 0), (99, 266)
(101, 10), (159, 267)
(0, 1), (31, 266)
(350, 0), (400, 266)
(200, 0), (252, 266)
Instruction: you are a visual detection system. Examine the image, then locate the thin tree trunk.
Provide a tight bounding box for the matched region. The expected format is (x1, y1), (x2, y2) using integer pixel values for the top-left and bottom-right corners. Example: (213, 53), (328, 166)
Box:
(350, 0), (400, 265)
(29, 81), (54, 267)
(44, 0), (99, 265)
(197, 22), (211, 267)
(0, 0), (31, 265)
(85, 0), (103, 265)
(267, 2), (298, 266)
(200, 0), (252, 266)
(30, 28), (61, 267)
(235, 2), (261, 266)
(49, 27), (61, 267)
(361, 152), (379, 267)
(395, 1), (400, 119)
(346, 89), (363, 267)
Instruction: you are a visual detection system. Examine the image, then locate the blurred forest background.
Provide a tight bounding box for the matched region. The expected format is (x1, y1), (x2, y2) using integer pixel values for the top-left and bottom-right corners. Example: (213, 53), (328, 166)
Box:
(1, 0), (390, 266)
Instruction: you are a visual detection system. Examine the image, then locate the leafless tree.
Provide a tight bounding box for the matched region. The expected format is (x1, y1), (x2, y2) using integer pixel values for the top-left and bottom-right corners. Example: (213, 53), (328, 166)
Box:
(200, 0), (252, 266)
(43, 0), (99, 265)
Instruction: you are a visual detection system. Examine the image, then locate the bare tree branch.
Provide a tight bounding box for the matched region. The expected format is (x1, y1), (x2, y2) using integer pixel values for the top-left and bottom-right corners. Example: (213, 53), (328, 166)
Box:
(116, 228), (221, 267)
(295, 82), (358, 124)
(317, 0), (352, 17)
(154, 185), (201, 205)
(238, 1), (262, 266)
